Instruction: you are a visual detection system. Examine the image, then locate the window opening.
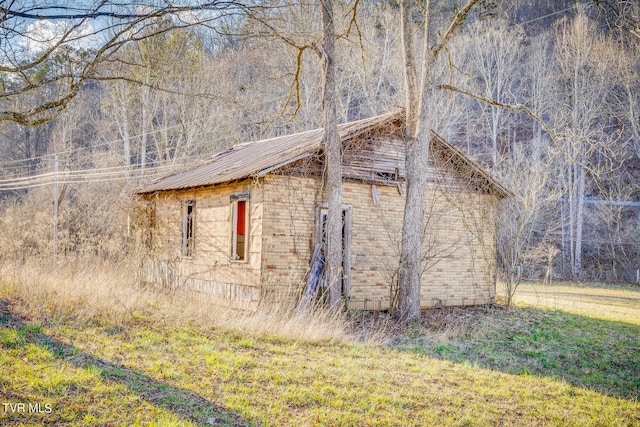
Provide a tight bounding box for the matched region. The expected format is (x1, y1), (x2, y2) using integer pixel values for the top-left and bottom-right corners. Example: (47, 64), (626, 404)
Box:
(181, 200), (195, 257)
(231, 198), (248, 261)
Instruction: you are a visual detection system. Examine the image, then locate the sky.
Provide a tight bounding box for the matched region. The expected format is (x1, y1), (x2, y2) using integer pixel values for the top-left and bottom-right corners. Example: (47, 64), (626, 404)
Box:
(7, 1), (211, 58)
(21, 19), (97, 55)
(7, 1), (140, 59)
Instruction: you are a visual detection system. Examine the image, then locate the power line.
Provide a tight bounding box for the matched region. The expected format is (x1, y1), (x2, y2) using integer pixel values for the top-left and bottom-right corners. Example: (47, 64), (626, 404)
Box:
(0, 162), (190, 191)
(0, 118), (238, 169)
(514, 5), (579, 27)
(1, 174), (148, 191)
(0, 92), (293, 170)
(0, 137), (231, 179)
(0, 143), (235, 191)
(0, 160), (185, 184)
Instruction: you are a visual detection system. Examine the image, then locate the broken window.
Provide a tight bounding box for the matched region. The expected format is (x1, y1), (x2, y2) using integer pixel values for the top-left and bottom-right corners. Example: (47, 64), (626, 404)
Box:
(231, 194), (249, 261)
(181, 200), (195, 257)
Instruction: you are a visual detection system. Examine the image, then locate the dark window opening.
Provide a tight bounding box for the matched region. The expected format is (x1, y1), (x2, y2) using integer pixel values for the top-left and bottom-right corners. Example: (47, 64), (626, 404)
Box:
(375, 167), (399, 182)
(316, 207), (351, 299)
(181, 200), (195, 257)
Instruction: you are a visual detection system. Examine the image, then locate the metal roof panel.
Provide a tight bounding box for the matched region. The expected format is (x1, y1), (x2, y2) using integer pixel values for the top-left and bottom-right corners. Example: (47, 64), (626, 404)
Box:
(139, 110), (403, 193)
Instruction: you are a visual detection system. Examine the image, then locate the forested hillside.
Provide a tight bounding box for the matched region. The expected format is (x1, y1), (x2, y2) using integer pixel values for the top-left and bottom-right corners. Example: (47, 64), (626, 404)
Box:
(1, 0), (639, 284)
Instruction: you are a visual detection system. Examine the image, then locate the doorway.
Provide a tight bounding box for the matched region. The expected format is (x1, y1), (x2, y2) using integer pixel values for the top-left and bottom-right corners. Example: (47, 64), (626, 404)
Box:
(317, 206), (352, 301)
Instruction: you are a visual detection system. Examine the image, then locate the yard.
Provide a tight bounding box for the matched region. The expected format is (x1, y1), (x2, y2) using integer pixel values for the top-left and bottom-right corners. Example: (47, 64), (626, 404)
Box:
(0, 271), (638, 426)
(508, 281), (640, 326)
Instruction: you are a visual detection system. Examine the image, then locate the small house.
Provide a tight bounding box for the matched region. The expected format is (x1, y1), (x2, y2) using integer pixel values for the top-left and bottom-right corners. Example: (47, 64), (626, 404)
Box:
(137, 110), (511, 310)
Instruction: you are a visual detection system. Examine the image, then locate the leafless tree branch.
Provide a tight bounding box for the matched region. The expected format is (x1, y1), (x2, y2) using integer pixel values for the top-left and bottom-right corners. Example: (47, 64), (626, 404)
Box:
(0, 1), (260, 125)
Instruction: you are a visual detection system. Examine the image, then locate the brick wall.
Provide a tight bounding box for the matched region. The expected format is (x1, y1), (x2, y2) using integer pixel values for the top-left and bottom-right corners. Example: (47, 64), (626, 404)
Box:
(260, 175), (498, 310)
(147, 180), (264, 308)
(260, 175), (319, 302)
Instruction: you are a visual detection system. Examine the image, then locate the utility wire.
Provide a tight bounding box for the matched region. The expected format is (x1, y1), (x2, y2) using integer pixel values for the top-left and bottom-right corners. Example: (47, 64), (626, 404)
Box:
(514, 5), (579, 27)
(0, 140), (226, 180)
(0, 144), (230, 191)
(0, 92), (293, 169)
(0, 157), (194, 183)
(0, 118), (238, 169)
(0, 162), (190, 191)
(0, 174), (152, 191)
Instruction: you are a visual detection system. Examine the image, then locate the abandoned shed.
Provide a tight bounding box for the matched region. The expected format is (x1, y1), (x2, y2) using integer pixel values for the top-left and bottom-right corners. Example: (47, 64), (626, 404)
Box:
(137, 110), (511, 311)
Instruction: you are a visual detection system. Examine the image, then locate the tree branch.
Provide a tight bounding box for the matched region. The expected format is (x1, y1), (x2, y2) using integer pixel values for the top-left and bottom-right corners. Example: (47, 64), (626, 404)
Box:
(432, 0), (481, 57)
(0, 2), (241, 21)
(0, 1), (259, 125)
(437, 83), (601, 177)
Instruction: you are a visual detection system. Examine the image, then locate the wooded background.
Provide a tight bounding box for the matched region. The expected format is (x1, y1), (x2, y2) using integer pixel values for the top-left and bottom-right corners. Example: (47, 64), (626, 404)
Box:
(1, 0), (639, 285)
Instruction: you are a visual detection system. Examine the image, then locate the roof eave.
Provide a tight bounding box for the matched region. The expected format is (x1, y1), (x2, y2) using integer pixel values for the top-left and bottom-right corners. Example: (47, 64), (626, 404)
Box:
(430, 130), (514, 200)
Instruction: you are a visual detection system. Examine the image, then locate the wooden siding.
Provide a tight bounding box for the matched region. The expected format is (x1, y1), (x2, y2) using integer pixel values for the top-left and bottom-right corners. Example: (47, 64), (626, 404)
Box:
(342, 134), (406, 183)
(276, 134), (488, 194)
(146, 180), (263, 309)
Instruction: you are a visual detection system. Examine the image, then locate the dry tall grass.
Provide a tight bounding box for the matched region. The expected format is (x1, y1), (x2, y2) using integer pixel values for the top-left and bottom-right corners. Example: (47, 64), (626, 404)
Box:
(1, 256), (481, 347)
(0, 257), (354, 344)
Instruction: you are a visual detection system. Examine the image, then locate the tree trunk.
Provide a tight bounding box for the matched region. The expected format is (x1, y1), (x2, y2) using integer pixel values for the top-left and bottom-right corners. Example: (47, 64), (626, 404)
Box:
(568, 163), (575, 276)
(491, 108), (500, 167)
(397, 135), (428, 321)
(397, 0), (423, 322)
(114, 83), (131, 184)
(573, 165), (585, 278)
(140, 65), (151, 176)
(396, 0), (480, 323)
(320, 0), (342, 311)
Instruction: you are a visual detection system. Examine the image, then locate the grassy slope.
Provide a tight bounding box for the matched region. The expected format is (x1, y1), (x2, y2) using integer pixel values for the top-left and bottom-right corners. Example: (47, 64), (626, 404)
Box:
(0, 284), (639, 426)
(395, 305), (640, 400)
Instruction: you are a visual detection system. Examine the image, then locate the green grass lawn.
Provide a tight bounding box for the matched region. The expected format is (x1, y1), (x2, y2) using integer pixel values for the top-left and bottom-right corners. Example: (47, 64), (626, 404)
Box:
(1, 286), (639, 426)
(507, 281), (640, 326)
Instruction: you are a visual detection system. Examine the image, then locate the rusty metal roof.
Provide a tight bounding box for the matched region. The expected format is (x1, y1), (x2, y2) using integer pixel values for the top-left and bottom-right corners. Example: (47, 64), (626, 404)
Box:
(138, 109), (511, 199)
(138, 110), (404, 193)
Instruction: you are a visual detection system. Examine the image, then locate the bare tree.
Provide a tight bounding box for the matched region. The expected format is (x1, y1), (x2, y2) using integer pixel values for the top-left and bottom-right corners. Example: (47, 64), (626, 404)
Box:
(462, 19), (525, 168)
(397, 0), (480, 323)
(318, 0), (342, 310)
(496, 143), (561, 306)
(593, 0), (640, 38)
(526, 33), (556, 162)
(0, 1), (255, 126)
(555, 9), (623, 279)
(106, 78), (134, 183)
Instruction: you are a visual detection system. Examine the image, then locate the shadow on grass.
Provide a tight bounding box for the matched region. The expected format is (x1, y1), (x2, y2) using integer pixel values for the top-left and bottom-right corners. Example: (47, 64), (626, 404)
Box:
(397, 305), (640, 401)
(0, 300), (250, 426)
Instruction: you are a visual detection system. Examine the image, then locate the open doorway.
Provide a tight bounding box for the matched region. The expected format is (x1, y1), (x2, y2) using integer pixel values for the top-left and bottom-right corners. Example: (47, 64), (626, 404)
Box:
(304, 205), (352, 307)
